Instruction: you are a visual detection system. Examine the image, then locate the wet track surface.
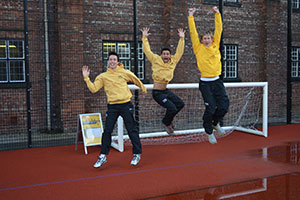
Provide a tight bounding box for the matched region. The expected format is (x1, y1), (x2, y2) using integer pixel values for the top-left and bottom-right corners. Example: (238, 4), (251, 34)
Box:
(143, 142), (300, 200)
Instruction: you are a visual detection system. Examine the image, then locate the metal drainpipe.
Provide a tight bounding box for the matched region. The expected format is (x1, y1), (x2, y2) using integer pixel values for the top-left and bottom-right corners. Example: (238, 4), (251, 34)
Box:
(43, 0), (51, 130)
(24, 0), (32, 148)
(287, 0), (292, 124)
(133, 0), (140, 130)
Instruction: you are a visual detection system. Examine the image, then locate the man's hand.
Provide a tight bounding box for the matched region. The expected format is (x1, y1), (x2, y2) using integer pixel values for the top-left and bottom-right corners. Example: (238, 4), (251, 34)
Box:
(140, 91), (147, 100)
(140, 27), (151, 37)
(212, 6), (219, 13)
(178, 28), (186, 38)
(188, 8), (196, 16)
(82, 65), (90, 77)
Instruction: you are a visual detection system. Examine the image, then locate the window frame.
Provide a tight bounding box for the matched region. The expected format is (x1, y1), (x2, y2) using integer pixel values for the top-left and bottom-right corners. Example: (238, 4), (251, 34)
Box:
(203, 0), (241, 7)
(102, 40), (146, 81)
(223, 44), (239, 82)
(292, 0), (300, 12)
(0, 38), (26, 85)
(291, 46), (300, 82)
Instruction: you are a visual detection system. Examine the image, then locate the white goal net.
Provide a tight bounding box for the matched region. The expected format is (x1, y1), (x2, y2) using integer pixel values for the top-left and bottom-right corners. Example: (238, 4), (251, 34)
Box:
(111, 82), (268, 151)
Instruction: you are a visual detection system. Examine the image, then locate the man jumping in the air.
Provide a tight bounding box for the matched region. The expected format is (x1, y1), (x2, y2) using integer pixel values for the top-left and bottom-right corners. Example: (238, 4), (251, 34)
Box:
(188, 6), (229, 144)
(141, 27), (185, 134)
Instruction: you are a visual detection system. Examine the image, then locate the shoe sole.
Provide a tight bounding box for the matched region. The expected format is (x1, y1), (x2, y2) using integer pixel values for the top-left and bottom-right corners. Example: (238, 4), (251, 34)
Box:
(94, 160), (107, 168)
(131, 163), (139, 166)
(131, 159), (140, 166)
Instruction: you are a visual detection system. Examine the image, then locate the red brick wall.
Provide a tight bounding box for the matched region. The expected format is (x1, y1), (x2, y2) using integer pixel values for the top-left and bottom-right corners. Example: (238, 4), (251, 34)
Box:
(0, 1), (26, 133)
(0, 89), (27, 133)
(55, 1), (85, 132)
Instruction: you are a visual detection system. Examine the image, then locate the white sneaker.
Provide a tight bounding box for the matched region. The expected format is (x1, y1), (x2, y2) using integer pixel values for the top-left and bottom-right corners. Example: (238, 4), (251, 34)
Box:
(94, 155), (107, 168)
(208, 133), (217, 144)
(213, 123), (225, 135)
(131, 154), (141, 166)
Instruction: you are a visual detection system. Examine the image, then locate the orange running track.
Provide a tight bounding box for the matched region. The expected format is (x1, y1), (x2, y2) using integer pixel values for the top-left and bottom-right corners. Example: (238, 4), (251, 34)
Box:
(0, 124), (300, 200)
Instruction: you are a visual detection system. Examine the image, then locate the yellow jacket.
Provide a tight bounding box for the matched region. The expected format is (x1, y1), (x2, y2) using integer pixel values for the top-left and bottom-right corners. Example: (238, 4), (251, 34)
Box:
(142, 36), (185, 83)
(84, 63), (147, 104)
(188, 13), (222, 78)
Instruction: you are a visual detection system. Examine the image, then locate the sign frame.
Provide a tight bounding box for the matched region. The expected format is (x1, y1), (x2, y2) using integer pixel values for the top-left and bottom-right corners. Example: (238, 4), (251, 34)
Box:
(75, 113), (103, 154)
(75, 113), (124, 154)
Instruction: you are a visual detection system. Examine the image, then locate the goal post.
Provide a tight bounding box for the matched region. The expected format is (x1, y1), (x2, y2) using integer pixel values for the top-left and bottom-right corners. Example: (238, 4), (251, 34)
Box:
(111, 82), (268, 152)
(223, 82), (268, 137)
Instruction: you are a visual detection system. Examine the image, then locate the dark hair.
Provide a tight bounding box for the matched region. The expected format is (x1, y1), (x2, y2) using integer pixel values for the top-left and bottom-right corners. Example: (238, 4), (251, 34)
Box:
(108, 51), (119, 61)
(160, 48), (171, 55)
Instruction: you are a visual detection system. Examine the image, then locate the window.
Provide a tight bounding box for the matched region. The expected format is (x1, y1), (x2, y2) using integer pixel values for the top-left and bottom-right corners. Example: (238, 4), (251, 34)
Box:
(0, 39), (25, 83)
(224, 44), (238, 79)
(224, 0), (238, 3)
(292, 0), (300, 10)
(203, 0), (239, 5)
(102, 41), (145, 80)
(291, 47), (300, 79)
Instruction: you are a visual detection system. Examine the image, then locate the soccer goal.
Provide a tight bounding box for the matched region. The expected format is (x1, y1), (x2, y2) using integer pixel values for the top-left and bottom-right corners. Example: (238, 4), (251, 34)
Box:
(111, 82), (268, 152)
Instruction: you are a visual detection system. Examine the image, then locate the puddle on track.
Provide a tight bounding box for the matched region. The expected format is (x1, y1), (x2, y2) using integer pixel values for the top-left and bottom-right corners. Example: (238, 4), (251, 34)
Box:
(142, 142), (300, 200)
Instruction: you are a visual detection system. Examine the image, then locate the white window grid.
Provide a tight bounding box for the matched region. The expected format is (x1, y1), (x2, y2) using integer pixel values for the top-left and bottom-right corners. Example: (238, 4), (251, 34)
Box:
(0, 40), (7, 59)
(292, 0), (300, 9)
(0, 39), (25, 83)
(118, 43), (131, 60)
(224, 44), (238, 79)
(291, 47), (299, 78)
(225, 0), (238, 3)
(103, 41), (145, 80)
(9, 60), (25, 83)
(203, 0), (238, 4)
(0, 61), (8, 82)
(9, 40), (24, 59)
(103, 42), (117, 60)
(135, 42), (144, 80)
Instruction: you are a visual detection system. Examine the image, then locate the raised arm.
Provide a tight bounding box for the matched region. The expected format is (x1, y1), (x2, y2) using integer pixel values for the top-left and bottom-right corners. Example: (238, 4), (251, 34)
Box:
(188, 7), (196, 17)
(188, 8), (201, 54)
(125, 70), (147, 94)
(212, 6), (223, 45)
(82, 65), (90, 77)
(82, 65), (103, 93)
(172, 28), (185, 63)
(141, 27), (156, 62)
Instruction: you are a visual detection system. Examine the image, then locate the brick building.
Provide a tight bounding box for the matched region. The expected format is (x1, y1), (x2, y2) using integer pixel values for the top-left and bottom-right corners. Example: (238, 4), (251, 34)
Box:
(0, 0), (299, 147)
